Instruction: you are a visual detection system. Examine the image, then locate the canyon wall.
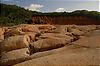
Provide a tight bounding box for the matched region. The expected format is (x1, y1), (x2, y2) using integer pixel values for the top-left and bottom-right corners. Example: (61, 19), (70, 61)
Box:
(32, 16), (100, 25)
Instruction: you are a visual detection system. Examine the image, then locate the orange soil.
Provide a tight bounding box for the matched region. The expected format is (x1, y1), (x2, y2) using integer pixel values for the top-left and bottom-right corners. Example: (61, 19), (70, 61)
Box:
(32, 16), (100, 25)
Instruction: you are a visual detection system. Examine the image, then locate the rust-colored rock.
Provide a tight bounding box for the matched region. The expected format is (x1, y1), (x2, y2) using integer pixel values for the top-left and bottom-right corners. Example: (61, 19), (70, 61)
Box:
(32, 16), (100, 25)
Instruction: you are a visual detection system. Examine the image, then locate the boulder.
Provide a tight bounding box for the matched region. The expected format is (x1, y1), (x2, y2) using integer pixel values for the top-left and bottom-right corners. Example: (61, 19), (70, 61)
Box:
(67, 27), (85, 36)
(0, 27), (4, 42)
(0, 48), (30, 65)
(71, 29), (85, 36)
(0, 35), (31, 56)
(30, 36), (73, 53)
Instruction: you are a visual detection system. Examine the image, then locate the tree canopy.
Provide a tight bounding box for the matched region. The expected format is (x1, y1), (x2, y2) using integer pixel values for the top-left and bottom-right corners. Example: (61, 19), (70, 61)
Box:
(0, 3), (35, 26)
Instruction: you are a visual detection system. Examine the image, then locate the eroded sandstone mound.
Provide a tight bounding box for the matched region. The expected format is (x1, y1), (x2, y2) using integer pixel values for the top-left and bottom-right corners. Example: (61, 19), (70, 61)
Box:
(0, 27), (4, 42)
(30, 36), (73, 53)
(0, 35), (31, 56)
(0, 24), (100, 65)
(4, 24), (56, 38)
(14, 47), (99, 65)
(0, 48), (29, 65)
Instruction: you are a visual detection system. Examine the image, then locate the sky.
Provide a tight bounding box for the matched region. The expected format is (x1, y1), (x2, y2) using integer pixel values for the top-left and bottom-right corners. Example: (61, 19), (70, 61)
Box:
(1, 0), (100, 12)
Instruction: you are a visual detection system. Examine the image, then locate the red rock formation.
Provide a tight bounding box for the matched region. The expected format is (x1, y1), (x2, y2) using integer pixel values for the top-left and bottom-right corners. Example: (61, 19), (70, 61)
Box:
(32, 16), (100, 25)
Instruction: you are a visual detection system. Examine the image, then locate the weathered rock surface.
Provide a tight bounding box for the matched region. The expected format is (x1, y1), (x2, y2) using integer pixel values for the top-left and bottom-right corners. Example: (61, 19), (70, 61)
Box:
(40, 33), (72, 39)
(0, 27), (4, 42)
(70, 30), (100, 48)
(49, 25), (85, 36)
(4, 24), (40, 38)
(25, 45), (67, 61)
(40, 33), (58, 39)
(71, 29), (85, 36)
(13, 45), (99, 65)
(34, 24), (56, 33)
(49, 25), (67, 33)
(75, 25), (97, 32)
(0, 35), (30, 56)
(0, 48), (30, 65)
(4, 24), (56, 38)
(0, 24), (99, 65)
(30, 36), (73, 53)
(83, 30), (100, 37)
(67, 27), (85, 36)
(72, 36), (100, 48)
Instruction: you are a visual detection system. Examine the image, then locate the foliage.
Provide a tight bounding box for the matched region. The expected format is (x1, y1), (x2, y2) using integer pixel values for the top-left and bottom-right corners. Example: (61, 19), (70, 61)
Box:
(34, 19), (47, 24)
(0, 3), (34, 26)
(32, 10), (100, 20)
(0, 3), (100, 26)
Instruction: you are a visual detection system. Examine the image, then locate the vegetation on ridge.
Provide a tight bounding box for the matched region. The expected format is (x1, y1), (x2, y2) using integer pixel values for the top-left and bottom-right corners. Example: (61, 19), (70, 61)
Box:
(0, 3), (100, 26)
(0, 3), (34, 26)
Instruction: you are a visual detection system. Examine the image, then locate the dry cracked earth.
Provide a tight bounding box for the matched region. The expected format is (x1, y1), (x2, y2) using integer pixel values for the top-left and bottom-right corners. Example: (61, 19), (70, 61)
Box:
(0, 24), (100, 66)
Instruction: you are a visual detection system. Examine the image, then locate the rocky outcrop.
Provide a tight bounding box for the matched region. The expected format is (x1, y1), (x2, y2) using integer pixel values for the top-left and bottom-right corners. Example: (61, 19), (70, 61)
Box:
(0, 24), (100, 65)
(4, 24), (56, 38)
(30, 36), (73, 53)
(49, 26), (67, 33)
(13, 45), (99, 65)
(67, 27), (85, 36)
(34, 25), (56, 33)
(0, 35), (31, 56)
(4, 24), (40, 38)
(74, 25), (98, 32)
(25, 45), (67, 61)
(0, 48), (29, 65)
(83, 30), (100, 37)
(0, 24), (57, 65)
(40, 33), (72, 39)
(72, 29), (100, 48)
(72, 36), (100, 48)
(0, 27), (4, 42)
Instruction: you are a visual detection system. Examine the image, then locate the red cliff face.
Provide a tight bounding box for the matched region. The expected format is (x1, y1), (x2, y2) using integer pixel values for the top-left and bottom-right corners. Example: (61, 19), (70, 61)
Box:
(32, 16), (100, 25)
